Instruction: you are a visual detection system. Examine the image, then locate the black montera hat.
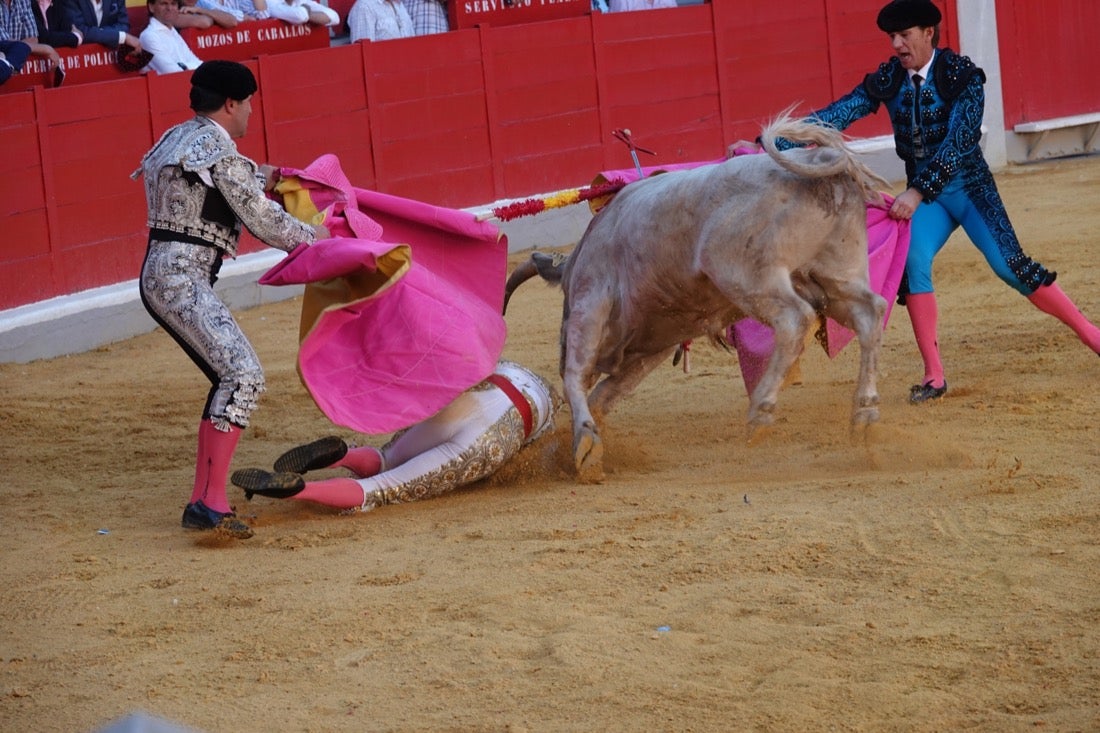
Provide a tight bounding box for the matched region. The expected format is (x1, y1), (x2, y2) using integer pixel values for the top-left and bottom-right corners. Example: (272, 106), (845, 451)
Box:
(876, 0), (942, 33)
(190, 60), (257, 101)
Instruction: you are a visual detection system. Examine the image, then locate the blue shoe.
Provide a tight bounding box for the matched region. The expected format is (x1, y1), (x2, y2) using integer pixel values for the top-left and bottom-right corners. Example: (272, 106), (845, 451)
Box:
(908, 380), (947, 404)
(181, 501), (253, 539)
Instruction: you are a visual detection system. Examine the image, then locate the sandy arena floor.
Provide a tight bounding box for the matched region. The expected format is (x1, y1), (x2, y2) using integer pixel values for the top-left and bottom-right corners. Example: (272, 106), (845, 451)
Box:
(2, 155), (1099, 733)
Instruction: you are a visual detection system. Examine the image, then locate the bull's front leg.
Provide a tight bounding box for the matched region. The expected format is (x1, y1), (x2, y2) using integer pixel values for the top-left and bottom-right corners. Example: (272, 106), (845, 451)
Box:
(565, 378), (603, 483)
(561, 319), (607, 484)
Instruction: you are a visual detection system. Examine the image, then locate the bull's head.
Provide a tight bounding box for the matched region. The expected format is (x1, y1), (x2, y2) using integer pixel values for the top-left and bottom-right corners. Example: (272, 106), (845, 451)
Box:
(502, 251), (566, 315)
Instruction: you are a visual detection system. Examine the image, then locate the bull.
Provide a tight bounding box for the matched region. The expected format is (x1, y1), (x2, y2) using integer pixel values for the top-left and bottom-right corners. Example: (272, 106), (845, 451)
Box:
(504, 116), (889, 482)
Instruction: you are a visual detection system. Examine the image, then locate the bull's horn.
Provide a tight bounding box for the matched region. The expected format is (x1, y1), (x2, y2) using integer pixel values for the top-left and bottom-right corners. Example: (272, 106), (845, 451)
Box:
(503, 257), (540, 315)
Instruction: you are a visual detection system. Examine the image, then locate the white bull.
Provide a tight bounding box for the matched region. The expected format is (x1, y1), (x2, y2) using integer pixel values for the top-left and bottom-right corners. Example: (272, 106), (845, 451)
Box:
(505, 116), (889, 482)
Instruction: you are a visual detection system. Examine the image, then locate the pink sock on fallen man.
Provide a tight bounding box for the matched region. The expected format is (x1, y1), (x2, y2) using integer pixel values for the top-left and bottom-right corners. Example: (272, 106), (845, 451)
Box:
(333, 446), (383, 478)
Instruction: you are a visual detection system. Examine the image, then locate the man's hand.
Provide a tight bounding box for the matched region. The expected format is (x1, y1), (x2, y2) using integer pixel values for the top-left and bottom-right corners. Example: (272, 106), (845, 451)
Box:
(888, 187), (924, 220)
(258, 164), (280, 192)
(726, 139), (761, 158)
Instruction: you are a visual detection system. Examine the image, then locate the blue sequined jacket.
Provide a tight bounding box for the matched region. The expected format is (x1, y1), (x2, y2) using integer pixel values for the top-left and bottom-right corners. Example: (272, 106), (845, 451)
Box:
(777, 48), (987, 203)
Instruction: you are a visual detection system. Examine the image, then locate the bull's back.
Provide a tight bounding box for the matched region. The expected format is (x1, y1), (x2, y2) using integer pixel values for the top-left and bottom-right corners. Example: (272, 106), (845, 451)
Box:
(576, 155), (857, 282)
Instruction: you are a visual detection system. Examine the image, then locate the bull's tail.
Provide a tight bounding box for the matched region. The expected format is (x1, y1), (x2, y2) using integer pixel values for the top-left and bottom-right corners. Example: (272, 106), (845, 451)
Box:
(502, 251), (567, 315)
(759, 110), (889, 206)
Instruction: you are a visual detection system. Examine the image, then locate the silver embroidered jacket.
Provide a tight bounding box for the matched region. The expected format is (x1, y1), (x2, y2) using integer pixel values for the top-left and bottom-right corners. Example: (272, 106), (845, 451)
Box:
(135, 116), (315, 257)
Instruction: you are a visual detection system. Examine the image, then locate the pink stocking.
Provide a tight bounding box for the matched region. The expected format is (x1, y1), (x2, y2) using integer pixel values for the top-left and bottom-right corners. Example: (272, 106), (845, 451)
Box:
(189, 419), (210, 505)
(1026, 283), (1100, 353)
(905, 292), (945, 388)
(334, 446), (383, 478)
(191, 420), (241, 513)
(297, 477), (366, 510)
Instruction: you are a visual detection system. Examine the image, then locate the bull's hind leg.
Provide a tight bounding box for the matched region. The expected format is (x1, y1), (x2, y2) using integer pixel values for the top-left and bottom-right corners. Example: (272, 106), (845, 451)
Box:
(820, 281), (887, 428)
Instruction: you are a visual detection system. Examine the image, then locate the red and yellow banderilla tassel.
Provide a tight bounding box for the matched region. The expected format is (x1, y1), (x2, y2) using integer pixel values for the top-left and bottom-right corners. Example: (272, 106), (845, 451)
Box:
(480, 178), (628, 222)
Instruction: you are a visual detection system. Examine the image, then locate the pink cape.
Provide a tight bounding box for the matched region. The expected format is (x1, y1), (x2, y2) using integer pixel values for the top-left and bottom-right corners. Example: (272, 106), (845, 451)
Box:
(599, 157), (911, 395)
(259, 155), (508, 434)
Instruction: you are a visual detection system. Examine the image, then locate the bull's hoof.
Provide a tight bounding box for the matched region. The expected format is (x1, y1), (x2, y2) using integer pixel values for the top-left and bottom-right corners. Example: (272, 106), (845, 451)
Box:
(852, 405), (880, 426)
(852, 395), (880, 427)
(573, 428), (605, 484)
(747, 402), (776, 429)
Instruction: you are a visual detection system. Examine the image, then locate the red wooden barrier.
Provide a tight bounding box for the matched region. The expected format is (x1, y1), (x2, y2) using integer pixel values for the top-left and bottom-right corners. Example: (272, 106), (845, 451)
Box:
(593, 4), (720, 168)
(0, 93), (52, 307)
(4, 46), (135, 93)
(996, 0), (1100, 126)
(36, 78), (153, 295)
(259, 43), (373, 186)
(481, 17), (603, 195)
(362, 30), (496, 205)
(182, 19), (330, 61)
(0, 0), (1037, 317)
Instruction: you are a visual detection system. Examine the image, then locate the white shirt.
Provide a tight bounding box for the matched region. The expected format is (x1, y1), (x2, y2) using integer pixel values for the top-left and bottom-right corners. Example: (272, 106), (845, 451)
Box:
(608, 0), (676, 10)
(909, 50), (936, 86)
(348, 0), (413, 42)
(139, 16), (202, 74)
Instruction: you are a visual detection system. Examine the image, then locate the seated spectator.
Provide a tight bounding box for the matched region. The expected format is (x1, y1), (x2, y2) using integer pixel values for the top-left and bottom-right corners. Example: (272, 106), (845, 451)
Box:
(0, 0), (62, 71)
(0, 30), (32, 84)
(179, 0), (240, 28)
(139, 0), (201, 73)
(608, 0), (675, 9)
(402, 0), (445, 35)
(60, 0), (142, 50)
(31, 0), (83, 48)
(235, 0), (268, 20)
(265, 0), (339, 28)
(347, 0), (410, 42)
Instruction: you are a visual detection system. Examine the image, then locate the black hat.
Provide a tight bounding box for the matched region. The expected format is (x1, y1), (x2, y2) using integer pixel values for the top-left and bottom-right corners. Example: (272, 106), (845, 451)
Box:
(877, 0), (942, 33)
(190, 60), (257, 101)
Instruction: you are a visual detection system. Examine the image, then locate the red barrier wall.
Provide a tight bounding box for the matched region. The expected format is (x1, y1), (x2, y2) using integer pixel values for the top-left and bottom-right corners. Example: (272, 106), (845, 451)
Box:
(996, 0), (1100, 127)
(0, 1), (965, 311)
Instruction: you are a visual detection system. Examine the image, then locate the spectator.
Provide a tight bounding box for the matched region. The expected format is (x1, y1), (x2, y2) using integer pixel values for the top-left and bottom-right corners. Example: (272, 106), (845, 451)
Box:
(235, 0), (268, 21)
(1, 0), (62, 71)
(402, 0), (444, 36)
(60, 0), (141, 50)
(138, 0), (201, 73)
(31, 0), (82, 48)
(347, 0), (410, 42)
(179, 0), (240, 28)
(265, 0), (339, 29)
(0, 29), (32, 84)
(608, 0), (675, 9)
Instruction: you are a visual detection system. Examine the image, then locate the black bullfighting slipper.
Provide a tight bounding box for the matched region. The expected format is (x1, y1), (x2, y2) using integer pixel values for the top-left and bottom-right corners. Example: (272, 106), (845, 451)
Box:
(908, 380), (948, 404)
(273, 436), (348, 474)
(231, 468), (306, 500)
(181, 501), (254, 539)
